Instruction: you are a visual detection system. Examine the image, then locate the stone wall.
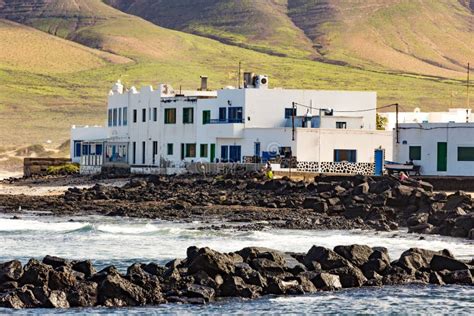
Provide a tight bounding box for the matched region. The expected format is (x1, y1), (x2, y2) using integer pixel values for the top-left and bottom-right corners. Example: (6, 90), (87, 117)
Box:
(297, 161), (375, 175)
(23, 158), (71, 177)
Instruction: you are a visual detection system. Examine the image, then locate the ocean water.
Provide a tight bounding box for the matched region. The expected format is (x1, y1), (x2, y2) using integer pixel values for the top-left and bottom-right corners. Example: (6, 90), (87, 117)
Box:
(0, 214), (473, 314)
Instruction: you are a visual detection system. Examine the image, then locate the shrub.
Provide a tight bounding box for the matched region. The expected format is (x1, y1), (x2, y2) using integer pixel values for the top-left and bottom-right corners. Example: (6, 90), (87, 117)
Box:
(47, 163), (79, 175)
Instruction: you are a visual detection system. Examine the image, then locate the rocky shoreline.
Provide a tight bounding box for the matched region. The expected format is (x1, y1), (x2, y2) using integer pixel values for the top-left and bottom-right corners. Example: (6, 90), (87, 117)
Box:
(0, 173), (473, 239)
(0, 245), (472, 309)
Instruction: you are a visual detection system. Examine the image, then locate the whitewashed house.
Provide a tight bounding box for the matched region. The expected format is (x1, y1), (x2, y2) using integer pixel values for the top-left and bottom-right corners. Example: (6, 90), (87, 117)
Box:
(380, 107), (472, 131)
(394, 122), (474, 176)
(71, 74), (393, 175)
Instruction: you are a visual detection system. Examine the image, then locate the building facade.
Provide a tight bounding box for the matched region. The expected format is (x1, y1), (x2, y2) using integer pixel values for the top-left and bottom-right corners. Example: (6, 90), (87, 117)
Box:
(71, 74), (393, 175)
(394, 122), (474, 176)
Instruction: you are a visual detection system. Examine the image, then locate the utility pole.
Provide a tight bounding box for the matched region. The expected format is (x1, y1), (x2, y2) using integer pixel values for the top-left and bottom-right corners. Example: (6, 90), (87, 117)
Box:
(395, 103), (399, 144)
(238, 61), (242, 89)
(292, 102), (295, 141)
(468, 62), (470, 109)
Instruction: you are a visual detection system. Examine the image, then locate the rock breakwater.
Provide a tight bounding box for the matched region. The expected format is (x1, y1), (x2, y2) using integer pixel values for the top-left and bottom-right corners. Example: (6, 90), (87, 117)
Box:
(1, 245), (472, 309)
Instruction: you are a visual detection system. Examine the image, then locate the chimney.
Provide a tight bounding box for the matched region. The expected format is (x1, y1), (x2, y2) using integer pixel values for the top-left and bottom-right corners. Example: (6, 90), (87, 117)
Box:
(243, 72), (253, 88)
(200, 76), (208, 91)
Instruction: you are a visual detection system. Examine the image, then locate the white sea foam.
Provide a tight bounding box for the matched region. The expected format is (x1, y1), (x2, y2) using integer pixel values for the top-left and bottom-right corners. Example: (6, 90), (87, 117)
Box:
(0, 218), (89, 232)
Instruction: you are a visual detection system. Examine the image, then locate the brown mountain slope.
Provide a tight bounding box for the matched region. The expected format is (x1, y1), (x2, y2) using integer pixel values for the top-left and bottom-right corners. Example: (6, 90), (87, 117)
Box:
(106, 0), (474, 79)
(104, 0), (318, 59)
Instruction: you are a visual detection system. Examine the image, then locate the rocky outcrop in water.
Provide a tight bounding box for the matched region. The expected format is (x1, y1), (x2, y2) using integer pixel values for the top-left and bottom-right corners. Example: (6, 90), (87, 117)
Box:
(0, 245), (472, 309)
(1, 174), (473, 239)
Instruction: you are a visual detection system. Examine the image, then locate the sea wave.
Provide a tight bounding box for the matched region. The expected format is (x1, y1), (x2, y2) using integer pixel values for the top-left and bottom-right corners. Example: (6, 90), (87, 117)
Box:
(0, 218), (90, 232)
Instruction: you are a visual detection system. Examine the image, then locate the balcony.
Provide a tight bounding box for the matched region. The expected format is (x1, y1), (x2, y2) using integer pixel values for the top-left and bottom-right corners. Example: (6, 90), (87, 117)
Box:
(203, 119), (244, 138)
(208, 118), (245, 124)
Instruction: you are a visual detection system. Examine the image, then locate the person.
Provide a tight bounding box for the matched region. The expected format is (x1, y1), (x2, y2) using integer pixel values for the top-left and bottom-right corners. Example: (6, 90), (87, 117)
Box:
(264, 162), (274, 180)
(399, 171), (409, 181)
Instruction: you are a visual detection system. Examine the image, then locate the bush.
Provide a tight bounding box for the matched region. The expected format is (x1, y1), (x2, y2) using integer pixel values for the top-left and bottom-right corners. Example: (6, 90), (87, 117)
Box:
(47, 163), (79, 175)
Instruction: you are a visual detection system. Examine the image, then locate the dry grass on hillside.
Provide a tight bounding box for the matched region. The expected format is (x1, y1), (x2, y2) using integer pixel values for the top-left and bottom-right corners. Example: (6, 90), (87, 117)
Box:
(0, 19), (130, 73)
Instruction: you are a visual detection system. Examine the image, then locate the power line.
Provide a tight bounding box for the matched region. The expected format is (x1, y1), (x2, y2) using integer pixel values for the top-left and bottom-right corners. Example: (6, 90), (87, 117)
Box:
(291, 102), (398, 113)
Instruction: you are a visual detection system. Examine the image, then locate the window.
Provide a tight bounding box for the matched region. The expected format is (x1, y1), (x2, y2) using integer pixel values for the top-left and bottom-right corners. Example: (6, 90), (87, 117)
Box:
(200, 144), (208, 158)
(142, 109), (146, 122)
(167, 143), (173, 155)
(118, 108), (122, 126)
(153, 108), (157, 122)
(254, 142), (261, 157)
(74, 141), (82, 157)
(219, 107), (227, 121)
(183, 107), (194, 124)
(221, 145), (229, 161)
(185, 144), (196, 158)
(165, 108), (176, 124)
(142, 141), (146, 164)
(133, 109), (137, 123)
(285, 108), (296, 119)
(108, 109), (112, 127)
(334, 149), (357, 163)
(336, 122), (347, 129)
(228, 107), (243, 123)
(132, 142), (136, 164)
(123, 107), (128, 126)
(202, 110), (211, 124)
(458, 147), (474, 161)
(409, 146), (422, 161)
(152, 141), (158, 164)
(82, 144), (90, 155)
(96, 144), (103, 156)
(113, 108), (117, 127)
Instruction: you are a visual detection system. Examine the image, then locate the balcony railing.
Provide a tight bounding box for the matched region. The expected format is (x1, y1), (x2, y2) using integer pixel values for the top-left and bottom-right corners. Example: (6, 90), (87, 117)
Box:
(208, 118), (245, 124)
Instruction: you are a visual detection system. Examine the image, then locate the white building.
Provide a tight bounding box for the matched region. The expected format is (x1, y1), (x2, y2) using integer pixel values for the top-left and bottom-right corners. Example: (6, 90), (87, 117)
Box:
(381, 108), (472, 131)
(394, 122), (474, 176)
(71, 74), (393, 175)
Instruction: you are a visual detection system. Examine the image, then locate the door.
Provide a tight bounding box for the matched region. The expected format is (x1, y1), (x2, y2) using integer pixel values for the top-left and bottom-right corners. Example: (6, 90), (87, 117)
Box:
(374, 149), (384, 176)
(229, 145), (241, 162)
(254, 142), (261, 157)
(437, 142), (447, 172)
(181, 143), (185, 160)
(210, 144), (216, 162)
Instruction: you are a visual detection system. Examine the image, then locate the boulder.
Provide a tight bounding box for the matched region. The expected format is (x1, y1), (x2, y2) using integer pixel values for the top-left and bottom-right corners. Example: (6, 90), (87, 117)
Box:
(329, 266), (367, 288)
(353, 182), (369, 195)
(16, 286), (41, 308)
(430, 255), (469, 271)
(265, 277), (302, 295)
(293, 276), (317, 293)
(219, 276), (261, 298)
(310, 273), (342, 291)
(304, 246), (350, 270)
(237, 247), (285, 266)
(408, 223), (434, 234)
(334, 245), (373, 267)
(443, 269), (473, 285)
(72, 260), (96, 278)
(444, 192), (471, 210)
(126, 264), (165, 304)
(187, 248), (235, 277)
(0, 260), (23, 283)
(184, 284), (215, 302)
(302, 197), (322, 209)
(234, 263), (267, 288)
(250, 258), (285, 278)
(343, 205), (370, 219)
(43, 256), (69, 270)
(98, 274), (146, 306)
(48, 266), (77, 291)
(48, 290), (70, 308)
(67, 281), (98, 307)
(0, 292), (25, 309)
(396, 248), (451, 274)
(429, 272), (445, 285)
(0, 281), (18, 292)
(19, 259), (51, 287)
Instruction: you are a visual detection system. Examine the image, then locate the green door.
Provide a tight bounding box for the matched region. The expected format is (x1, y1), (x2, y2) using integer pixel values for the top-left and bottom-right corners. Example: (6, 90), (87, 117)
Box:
(210, 144), (216, 162)
(437, 142), (447, 172)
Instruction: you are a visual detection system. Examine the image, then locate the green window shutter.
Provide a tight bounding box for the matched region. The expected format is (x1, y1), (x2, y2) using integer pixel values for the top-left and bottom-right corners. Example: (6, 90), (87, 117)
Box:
(409, 146), (421, 160)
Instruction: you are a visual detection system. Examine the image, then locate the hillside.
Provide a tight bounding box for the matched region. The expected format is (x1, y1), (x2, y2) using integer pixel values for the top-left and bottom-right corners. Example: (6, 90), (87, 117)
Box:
(0, 0), (471, 154)
(107, 0), (474, 79)
(104, 0), (318, 59)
